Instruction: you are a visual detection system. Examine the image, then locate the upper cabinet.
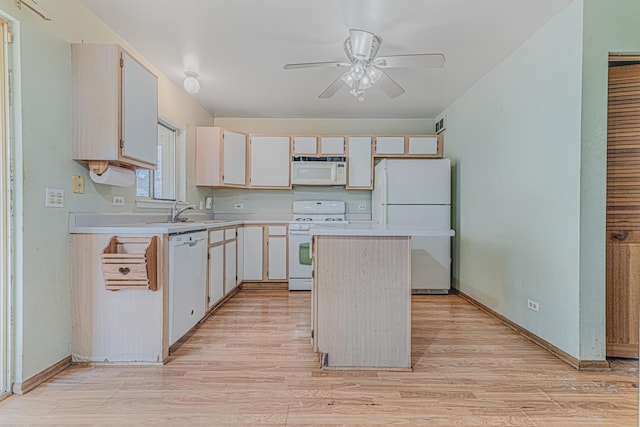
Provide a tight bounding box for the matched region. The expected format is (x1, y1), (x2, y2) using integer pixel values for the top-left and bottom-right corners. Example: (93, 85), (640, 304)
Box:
(292, 136), (345, 156)
(196, 131), (443, 190)
(319, 136), (345, 155)
(346, 136), (373, 190)
(293, 136), (318, 155)
(196, 127), (248, 187)
(72, 44), (158, 170)
(374, 135), (443, 158)
(249, 136), (291, 188)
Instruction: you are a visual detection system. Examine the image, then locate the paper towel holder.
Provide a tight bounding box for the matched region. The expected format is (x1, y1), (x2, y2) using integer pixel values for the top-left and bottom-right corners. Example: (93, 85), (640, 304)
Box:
(89, 161), (110, 175)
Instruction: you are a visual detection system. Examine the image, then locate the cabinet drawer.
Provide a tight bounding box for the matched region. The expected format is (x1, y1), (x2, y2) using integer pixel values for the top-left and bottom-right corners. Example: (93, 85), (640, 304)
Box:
(224, 228), (236, 240)
(268, 225), (287, 236)
(209, 229), (224, 244)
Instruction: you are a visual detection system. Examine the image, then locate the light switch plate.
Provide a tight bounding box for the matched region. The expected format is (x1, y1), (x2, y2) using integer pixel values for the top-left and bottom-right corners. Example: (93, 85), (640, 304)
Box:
(45, 188), (64, 208)
(72, 175), (85, 194)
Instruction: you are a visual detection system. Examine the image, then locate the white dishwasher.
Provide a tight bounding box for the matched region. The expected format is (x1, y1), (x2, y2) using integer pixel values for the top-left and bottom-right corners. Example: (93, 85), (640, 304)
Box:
(169, 230), (207, 346)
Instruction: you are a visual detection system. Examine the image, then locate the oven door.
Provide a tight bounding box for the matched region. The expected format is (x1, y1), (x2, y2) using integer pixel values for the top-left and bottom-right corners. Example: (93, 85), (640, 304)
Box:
(288, 231), (313, 290)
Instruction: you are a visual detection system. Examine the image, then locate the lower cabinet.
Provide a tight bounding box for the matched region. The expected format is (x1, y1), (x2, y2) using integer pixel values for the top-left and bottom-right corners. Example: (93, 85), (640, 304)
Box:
(208, 244), (224, 308)
(243, 225), (264, 280)
(267, 226), (287, 281)
(225, 239), (237, 295)
(207, 226), (239, 309)
(243, 224), (288, 282)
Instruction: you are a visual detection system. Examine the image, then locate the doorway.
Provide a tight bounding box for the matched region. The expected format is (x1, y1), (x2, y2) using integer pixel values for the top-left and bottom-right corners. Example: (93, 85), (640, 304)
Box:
(605, 56), (640, 359)
(0, 16), (10, 396)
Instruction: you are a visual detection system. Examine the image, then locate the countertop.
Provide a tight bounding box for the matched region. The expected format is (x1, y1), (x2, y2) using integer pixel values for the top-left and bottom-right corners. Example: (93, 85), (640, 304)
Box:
(68, 213), (291, 234)
(309, 223), (455, 237)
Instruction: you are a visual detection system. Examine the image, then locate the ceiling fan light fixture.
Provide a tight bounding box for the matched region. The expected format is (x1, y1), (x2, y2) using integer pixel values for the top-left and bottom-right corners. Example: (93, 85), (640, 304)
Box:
(366, 66), (382, 84)
(359, 75), (372, 90)
(341, 72), (355, 87)
(183, 71), (200, 94)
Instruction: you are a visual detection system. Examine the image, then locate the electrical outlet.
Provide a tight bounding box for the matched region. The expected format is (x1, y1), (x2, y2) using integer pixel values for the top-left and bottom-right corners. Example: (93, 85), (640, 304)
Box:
(234, 203), (244, 209)
(358, 204), (367, 210)
(112, 196), (124, 206)
(45, 188), (64, 208)
(527, 299), (540, 312)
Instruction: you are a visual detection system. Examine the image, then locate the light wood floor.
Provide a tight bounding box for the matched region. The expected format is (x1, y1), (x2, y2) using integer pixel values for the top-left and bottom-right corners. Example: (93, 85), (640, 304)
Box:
(0, 290), (637, 426)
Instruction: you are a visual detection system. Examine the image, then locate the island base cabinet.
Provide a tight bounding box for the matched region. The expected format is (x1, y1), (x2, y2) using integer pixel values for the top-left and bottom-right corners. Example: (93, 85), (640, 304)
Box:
(71, 233), (168, 364)
(313, 235), (411, 369)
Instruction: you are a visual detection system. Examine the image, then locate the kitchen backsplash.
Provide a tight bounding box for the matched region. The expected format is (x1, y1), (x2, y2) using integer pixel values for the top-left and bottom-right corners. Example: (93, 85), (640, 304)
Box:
(213, 187), (371, 217)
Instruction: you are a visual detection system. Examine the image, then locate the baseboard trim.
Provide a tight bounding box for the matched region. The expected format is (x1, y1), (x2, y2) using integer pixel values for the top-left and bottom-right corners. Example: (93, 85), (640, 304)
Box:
(453, 290), (610, 371)
(12, 355), (72, 395)
(241, 281), (288, 290)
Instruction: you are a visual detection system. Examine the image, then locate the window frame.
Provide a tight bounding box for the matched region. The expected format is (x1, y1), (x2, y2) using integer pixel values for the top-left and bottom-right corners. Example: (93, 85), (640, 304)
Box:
(135, 116), (186, 208)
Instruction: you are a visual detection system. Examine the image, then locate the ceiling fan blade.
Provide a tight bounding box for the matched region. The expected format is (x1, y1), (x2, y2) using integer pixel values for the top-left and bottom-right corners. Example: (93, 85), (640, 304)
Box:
(284, 61), (349, 70)
(378, 71), (405, 98)
(375, 54), (445, 68)
(319, 74), (346, 98)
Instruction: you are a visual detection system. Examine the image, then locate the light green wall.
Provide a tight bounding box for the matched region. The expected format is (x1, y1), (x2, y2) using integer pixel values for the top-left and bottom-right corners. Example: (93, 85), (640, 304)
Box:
(3, 0), (213, 383)
(442, 2), (583, 357)
(579, 0), (640, 360)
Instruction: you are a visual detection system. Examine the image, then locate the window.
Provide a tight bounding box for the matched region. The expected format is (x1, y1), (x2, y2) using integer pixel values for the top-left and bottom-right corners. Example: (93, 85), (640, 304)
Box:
(136, 121), (177, 200)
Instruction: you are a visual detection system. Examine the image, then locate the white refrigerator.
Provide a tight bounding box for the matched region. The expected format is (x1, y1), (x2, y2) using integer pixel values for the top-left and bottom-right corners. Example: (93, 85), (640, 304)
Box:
(372, 158), (451, 293)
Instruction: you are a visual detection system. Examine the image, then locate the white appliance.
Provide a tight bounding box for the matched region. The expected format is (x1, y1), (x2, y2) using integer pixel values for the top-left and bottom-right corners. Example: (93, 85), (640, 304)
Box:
(291, 157), (347, 186)
(169, 230), (207, 345)
(372, 158), (452, 293)
(288, 201), (347, 291)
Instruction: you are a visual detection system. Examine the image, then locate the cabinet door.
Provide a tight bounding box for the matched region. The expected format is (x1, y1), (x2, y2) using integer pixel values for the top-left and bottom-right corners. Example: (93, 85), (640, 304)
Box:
(347, 136), (372, 189)
(293, 136), (317, 155)
(236, 227), (244, 285)
(223, 131), (247, 186)
(268, 236), (287, 280)
(250, 136), (291, 187)
(196, 127), (222, 186)
(225, 240), (237, 294)
(375, 136), (405, 155)
(243, 226), (264, 281)
(208, 245), (224, 308)
(121, 51), (158, 165)
(320, 136), (345, 155)
(408, 136), (439, 155)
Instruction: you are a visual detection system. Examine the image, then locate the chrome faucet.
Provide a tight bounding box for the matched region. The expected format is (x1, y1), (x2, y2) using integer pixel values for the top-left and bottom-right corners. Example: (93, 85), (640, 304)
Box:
(171, 202), (197, 222)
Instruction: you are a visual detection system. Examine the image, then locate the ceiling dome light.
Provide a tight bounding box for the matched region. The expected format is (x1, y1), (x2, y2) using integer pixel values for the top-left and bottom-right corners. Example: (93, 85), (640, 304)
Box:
(183, 71), (200, 94)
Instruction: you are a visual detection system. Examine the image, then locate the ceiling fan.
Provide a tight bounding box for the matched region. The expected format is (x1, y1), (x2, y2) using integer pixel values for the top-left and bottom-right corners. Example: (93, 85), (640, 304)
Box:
(284, 29), (445, 101)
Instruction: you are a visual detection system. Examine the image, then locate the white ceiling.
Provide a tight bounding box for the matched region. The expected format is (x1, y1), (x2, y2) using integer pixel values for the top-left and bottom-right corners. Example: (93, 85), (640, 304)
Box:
(82, 0), (573, 119)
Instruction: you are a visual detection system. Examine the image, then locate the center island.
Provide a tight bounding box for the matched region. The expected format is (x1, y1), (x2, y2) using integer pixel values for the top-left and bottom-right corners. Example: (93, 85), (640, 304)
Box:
(310, 224), (455, 370)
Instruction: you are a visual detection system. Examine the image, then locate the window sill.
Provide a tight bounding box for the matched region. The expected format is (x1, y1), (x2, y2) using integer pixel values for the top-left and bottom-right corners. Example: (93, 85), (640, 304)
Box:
(136, 199), (187, 209)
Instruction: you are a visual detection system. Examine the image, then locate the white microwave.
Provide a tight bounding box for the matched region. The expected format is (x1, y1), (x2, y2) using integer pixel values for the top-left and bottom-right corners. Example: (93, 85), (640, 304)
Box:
(291, 157), (347, 186)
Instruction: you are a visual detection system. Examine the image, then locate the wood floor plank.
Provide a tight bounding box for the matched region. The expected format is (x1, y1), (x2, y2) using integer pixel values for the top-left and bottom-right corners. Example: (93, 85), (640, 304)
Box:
(0, 290), (636, 426)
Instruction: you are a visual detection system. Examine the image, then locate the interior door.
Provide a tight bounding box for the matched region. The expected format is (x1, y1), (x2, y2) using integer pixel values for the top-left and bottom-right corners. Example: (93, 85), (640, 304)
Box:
(606, 62), (640, 358)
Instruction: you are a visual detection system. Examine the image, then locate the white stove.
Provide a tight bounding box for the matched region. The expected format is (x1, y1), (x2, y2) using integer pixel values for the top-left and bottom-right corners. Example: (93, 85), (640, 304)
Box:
(288, 201), (346, 291)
